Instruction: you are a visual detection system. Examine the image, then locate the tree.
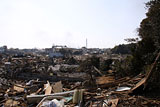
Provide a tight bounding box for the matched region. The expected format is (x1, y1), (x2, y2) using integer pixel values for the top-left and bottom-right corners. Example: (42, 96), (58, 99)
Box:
(131, 0), (160, 75)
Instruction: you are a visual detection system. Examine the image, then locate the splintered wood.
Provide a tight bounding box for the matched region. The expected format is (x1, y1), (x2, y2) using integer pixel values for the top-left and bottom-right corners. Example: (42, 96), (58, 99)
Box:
(44, 81), (52, 95)
(52, 81), (63, 93)
(108, 99), (119, 107)
(129, 52), (160, 93)
(13, 84), (25, 92)
(96, 76), (115, 85)
(129, 77), (146, 93)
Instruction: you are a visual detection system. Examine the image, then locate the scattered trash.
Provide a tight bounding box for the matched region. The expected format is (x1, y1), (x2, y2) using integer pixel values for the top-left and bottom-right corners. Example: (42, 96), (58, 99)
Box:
(116, 87), (131, 92)
(0, 49), (159, 106)
(40, 99), (64, 107)
(26, 80), (35, 86)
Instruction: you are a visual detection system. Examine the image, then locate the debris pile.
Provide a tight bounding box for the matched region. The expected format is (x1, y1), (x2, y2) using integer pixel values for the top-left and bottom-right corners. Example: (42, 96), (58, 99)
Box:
(0, 53), (160, 107)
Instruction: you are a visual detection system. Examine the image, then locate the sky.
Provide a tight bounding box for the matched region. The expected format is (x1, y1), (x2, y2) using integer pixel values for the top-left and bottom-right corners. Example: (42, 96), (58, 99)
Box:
(0, 0), (149, 49)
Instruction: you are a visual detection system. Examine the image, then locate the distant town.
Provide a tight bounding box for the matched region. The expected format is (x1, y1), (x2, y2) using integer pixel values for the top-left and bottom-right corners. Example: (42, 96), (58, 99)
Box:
(0, 45), (112, 57)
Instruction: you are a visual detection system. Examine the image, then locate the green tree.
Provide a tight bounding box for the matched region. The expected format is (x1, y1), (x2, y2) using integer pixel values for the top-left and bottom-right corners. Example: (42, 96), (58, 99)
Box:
(131, 0), (160, 75)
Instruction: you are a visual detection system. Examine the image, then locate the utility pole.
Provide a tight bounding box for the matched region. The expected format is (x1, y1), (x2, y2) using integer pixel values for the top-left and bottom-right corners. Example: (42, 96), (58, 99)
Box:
(86, 38), (88, 48)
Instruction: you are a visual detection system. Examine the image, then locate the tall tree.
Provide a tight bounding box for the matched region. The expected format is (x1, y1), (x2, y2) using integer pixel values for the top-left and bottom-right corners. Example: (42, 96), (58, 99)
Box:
(131, 0), (160, 75)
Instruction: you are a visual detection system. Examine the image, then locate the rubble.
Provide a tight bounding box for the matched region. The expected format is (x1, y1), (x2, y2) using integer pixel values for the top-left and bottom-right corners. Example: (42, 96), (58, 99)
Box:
(0, 51), (159, 107)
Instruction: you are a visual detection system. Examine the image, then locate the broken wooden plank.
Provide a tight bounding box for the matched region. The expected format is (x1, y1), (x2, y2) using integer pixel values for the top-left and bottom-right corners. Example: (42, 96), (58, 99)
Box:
(93, 66), (103, 76)
(144, 52), (160, 90)
(4, 99), (20, 107)
(109, 99), (119, 107)
(97, 77), (130, 88)
(44, 81), (52, 95)
(129, 78), (146, 93)
(27, 90), (74, 103)
(96, 76), (115, 85)
(129, 52), (160, 93)
(52, 81), (63, 93)
(13, 84), (25, 92)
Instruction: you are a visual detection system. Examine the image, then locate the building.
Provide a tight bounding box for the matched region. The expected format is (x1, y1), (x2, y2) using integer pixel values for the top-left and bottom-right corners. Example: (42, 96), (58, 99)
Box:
(0, 45), (7, 53)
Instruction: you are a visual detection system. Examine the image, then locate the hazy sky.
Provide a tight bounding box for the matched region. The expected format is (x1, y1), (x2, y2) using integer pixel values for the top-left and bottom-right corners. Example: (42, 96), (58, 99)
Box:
(0, 0), (149, 49)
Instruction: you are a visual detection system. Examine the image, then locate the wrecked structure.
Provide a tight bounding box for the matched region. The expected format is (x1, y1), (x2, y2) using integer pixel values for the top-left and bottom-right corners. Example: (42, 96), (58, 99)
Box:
(0, 45), (159, 107)
(0, 46), (7, 53)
